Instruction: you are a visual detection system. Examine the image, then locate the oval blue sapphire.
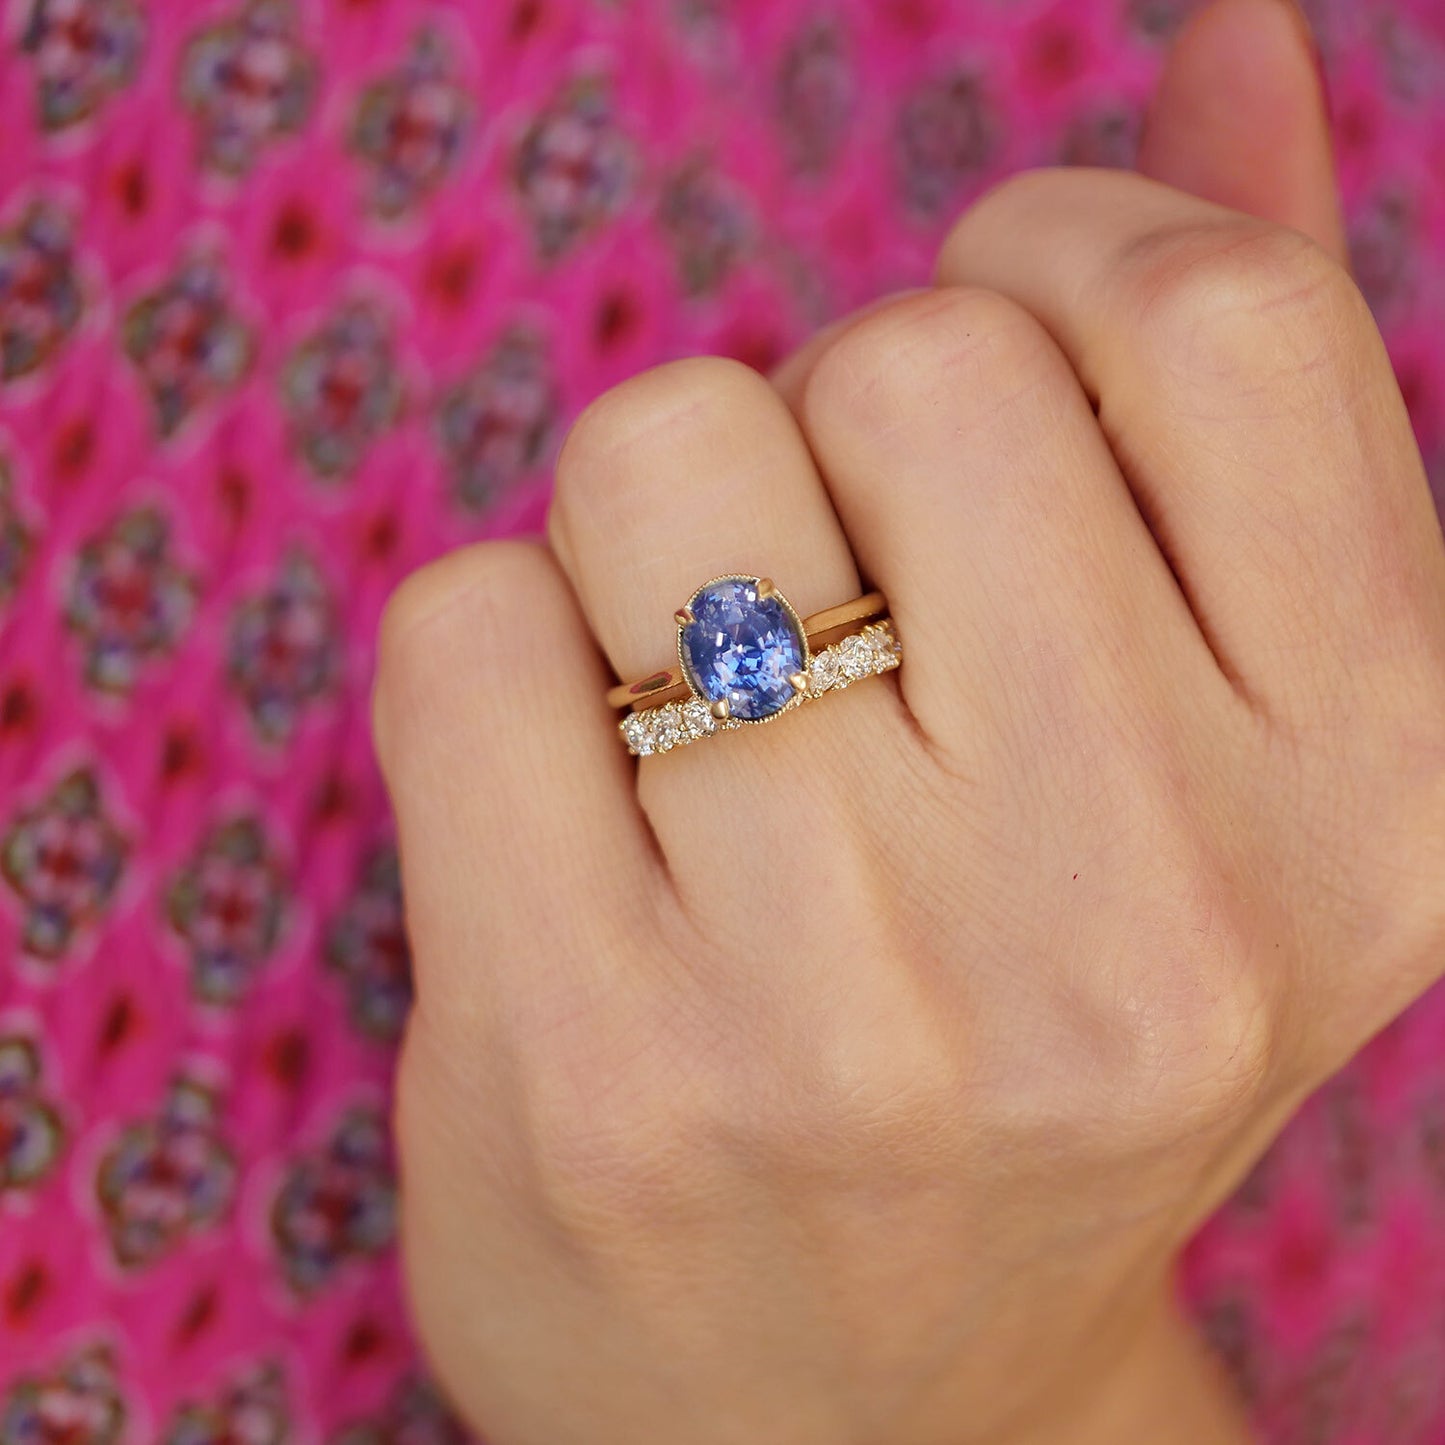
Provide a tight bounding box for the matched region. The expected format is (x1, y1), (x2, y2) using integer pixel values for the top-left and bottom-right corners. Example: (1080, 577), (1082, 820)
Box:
(678, 577), (805, 721)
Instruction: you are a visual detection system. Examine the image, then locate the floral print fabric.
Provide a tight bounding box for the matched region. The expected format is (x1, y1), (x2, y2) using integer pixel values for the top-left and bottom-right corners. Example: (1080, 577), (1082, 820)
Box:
(0, 1), (1443, 1441)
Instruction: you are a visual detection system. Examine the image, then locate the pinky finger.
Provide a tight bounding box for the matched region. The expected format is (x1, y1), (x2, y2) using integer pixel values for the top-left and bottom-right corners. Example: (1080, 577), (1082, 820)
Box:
(373, 540), (663, 1025)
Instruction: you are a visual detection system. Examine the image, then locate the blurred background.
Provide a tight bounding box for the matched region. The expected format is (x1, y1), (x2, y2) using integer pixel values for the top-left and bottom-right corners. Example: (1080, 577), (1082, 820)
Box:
(0, 0), (1442, 1440)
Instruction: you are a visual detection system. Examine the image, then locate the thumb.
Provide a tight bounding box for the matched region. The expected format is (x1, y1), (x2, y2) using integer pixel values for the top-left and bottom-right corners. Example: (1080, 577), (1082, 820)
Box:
(1137, 0), (1348, 264)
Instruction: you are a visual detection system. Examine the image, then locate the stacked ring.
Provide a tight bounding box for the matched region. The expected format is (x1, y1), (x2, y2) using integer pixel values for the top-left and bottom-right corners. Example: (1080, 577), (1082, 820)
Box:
(609, 574), (902, 756)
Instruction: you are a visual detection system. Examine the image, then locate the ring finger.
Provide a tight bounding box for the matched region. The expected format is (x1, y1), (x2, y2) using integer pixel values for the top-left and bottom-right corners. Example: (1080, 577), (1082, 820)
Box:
(546, 356), (907, 896)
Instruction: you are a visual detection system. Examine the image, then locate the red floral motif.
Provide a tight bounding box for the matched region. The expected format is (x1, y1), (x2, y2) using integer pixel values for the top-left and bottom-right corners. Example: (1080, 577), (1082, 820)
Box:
(95, 1074), (235, 1269)
(512, 76), (633, 258)
(180, 0), (317, 175)
(326, 845), (411, 1041)
(123, 253), (253, 437)
(226, 551), (338, 744)
(0, 1034), (65, 1192)
(350, 30), (471, 218)
(166, 816), (287, 1005)
(0, 455), (36, 611)
(162, 1362), (287, 1445)
(895, 68), (998, 215)
(658, 158), (751, 295)
(775, 17), (854, 176)
(21, 0), (146, 133)
(329, 1377), (466, 1445)
(435, 326), (556, 512)
(0, 199), (83, 383)
(271, 1108), (395, 1293)
(65, 506), (196, 693)
(0, 768), (128, 961)
(0, 1345), (126, 1445)
(281, 301), (403, 479)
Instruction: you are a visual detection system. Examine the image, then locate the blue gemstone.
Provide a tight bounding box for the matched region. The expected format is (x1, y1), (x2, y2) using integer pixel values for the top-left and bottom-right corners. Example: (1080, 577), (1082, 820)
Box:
(679, 578), (805, 721)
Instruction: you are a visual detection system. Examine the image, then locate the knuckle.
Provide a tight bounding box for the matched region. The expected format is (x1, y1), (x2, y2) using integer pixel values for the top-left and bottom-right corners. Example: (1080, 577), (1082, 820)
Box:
(372, 540), (551, 765)
(1116, 220), (1368, 387)
(521, 965), (973, 1241)
(934, 166), (1066, 279)
(717, 956), (975, 1180)
(524, 1045), (720, 1250)
(803, 285), (1062, 439)
(1080, 858), (1280, 1141)
(1119, 952), (1276, 1140)
(780, 1030), (969, 1179)
(552, 355), (769, 519)
(376, 540), (544, 680)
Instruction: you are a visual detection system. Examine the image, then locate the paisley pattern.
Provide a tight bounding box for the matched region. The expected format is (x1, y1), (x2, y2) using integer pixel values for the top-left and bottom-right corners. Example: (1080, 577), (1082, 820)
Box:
(0, 1), (1443, 1441)
(350, 29), (470, 219)
(0, 457), (35, 611)
(95, 1074), (235, 1268)
(436, 326), (557, 513)
(0, 199), (82, 382)
(122, 253), (252, 438)
(65, 506), (195, 693)
(20, 0), (145, 134)
(226, 551), (336, 744)
(165, 816), (287, 1004)
(327, 846), (411, 1043)
(282, 300), (403, 480)
(0, 1346), (125, 1445)
(162, 1363), (287, 1445)
(1, 768), (127, 960)
(270, 1107), (395, 1294)
(0, 1034), (64, 1192)
(180, 0), (317, 176)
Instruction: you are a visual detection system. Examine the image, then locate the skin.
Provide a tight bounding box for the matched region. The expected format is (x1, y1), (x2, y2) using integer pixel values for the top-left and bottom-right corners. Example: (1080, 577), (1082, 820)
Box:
(371, 2), (1445, 1441)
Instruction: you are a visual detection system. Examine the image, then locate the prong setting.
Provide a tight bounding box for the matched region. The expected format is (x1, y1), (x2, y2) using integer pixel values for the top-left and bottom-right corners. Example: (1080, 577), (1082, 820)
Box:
(789, 672), (808, 694)
(674, 606), (695, 626)
(676, 574), (808, 723)
(710, 698), (731, 720)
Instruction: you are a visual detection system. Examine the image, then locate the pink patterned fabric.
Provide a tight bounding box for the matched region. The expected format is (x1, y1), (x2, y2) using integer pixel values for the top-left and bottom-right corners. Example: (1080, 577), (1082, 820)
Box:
(0, 1), (1442, 1440)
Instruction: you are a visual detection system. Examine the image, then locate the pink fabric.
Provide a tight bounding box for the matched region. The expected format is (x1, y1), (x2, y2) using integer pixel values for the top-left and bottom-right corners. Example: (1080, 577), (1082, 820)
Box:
(0, 0), (1442, 1440)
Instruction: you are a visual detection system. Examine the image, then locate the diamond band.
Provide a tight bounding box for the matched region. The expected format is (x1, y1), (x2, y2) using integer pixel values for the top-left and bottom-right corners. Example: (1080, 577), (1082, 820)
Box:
(618, 619), (902, 756)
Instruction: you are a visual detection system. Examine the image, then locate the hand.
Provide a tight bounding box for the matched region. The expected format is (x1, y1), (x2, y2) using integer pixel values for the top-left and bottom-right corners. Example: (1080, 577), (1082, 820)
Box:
(372, 13), (1445, 1445)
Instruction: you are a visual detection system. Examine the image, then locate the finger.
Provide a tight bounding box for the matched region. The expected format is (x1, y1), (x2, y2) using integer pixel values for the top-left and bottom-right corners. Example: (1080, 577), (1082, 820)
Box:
(794, 286), (1230, 762)
(936, 169), (1444, 719)
(1137, 0), (1347, 263)
(373, 541), (663, 1023)
(770, 290), (926, 409)
(546, 356), (908, 892)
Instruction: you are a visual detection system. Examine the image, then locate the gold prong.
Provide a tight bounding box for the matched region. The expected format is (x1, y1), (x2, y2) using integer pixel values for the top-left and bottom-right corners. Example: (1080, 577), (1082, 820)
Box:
(674, 606), (695, 626)
(710, 698), (730, 720)
(756, 577), (776, 599)
(789, 672), (808, 693)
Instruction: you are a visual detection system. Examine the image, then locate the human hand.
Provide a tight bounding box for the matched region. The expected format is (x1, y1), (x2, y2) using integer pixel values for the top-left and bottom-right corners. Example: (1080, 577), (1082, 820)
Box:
(372, 7), (1445, 1445)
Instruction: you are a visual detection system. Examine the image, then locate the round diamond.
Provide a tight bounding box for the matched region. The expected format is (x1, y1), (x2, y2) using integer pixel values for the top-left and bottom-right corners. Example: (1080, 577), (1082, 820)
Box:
(621, 713), (654, 756)
(680, 699), (716, 738)
(652, 704), (683, 751)
(868, 625), (899, 665)
(838, 633), (872, 681)
(678, 577), (805, 722)
(810, 649), (840, 696)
